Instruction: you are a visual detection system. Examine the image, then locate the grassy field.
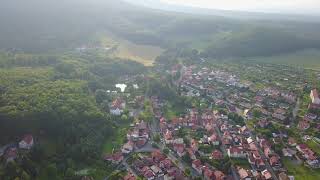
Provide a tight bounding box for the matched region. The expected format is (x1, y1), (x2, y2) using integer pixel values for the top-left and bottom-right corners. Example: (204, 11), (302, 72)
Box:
(283, 158), (320, 180)
(306, 140), (320, 155)
(245, 49), (320, 70)
(100, 33), (164, 66)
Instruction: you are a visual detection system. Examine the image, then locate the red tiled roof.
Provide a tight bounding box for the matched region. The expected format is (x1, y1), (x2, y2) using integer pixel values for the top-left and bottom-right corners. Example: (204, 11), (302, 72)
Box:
(123, 172), (136, 180)
(212, 150), (223, 159)
(192, 159), (202, 168)
(22, 134), (33, 144)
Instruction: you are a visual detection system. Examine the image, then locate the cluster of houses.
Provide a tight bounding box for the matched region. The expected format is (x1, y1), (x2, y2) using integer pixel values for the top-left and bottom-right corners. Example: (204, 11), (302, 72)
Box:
(158, 108), (228, 178)
(157, 100), (292, 179)
(104, 120), (150, 164)
(296, 144), (319, 168)
(0, 134), (34, 163)
(220, 119), (285, 180)
(123, 121), (150, 153)
(177, 65), (297, 127)
(130, 150), (185, 180)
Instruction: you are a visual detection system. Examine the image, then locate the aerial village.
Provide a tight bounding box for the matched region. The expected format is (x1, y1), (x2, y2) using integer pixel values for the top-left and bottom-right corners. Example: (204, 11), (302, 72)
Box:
(102, 63), (320, 180)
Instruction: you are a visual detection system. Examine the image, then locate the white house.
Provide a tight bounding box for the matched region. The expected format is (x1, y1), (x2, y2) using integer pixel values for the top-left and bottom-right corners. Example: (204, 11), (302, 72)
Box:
(227, 146), (247, 158)
(110, 108), (123, 116)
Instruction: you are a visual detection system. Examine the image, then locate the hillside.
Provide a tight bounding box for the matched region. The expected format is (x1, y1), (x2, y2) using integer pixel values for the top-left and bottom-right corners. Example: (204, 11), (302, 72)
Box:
(1, 0), (320, 60)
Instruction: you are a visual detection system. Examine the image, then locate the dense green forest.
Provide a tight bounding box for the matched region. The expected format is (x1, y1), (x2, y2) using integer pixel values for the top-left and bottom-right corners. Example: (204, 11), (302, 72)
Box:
(0, 51), (145, 179)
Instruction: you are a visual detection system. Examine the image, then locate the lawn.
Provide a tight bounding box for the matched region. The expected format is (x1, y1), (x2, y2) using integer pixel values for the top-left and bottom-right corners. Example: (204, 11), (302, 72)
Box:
(231, 158), (251, 169)
(246, 49), (320, 71)
(102, 126), (128, 154)
(100, 32), (164, 66)
(306, 140), (320, 155)
(283, 157), (320, 180)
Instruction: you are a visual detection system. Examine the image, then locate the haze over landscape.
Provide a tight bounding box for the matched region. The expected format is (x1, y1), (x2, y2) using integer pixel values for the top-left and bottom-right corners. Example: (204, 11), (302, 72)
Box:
(0, 0), (320, 179)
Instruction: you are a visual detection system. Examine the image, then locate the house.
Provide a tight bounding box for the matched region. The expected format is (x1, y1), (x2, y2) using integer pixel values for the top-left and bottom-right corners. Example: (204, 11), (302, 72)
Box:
(296, 144), (317, 161)
(310, 89), (320, 105)
(298, 120), (310, 130)
(237, 168), (249, 179)
(288, 137), (297, 147)
(167, 167), (184, 179)
(104, 152), (124, 164)
(110, 98), (126, 115)
(122, 141), (134, 154)
(269, 155), (281, 167)
(164, 130), (173, 144)
(187, 148), (197, 160)
(160, 158), (173, 169)
(123, 172), (136, 180)
(19, 134), (34, 150)
(191, 139), (199, 152)
(214, 170), (226, 180)
(150, 165), (163, 177)
(152, 150), (166, 163)
(173, 143), (185, 157)
(278, 172), (290, 180)
(208, 133), (220, 145)
(192, 159), (203, 174)
(262, 170), (272, 180)
(5, 147), (18, 163)
(227, 146), (247, 158)
(203, 167), (214, 180)
(282, 148), (296, 157)
(306, 113), (317, 120)
(272, 113), (286, 121)
(211, 149), (223, 160)
(143, 167), (155, 180)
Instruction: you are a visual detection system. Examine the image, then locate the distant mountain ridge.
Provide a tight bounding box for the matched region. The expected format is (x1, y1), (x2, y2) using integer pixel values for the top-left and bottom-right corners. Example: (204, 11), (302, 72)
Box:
(123, 0), (320, 22)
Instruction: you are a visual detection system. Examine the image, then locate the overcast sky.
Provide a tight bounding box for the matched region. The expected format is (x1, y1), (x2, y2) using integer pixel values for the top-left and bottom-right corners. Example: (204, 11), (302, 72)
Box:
(159, 0), (320, 15)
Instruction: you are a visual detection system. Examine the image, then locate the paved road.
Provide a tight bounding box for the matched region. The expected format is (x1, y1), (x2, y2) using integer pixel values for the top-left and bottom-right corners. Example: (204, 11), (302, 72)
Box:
(249, 131), (279, 180)
(215, 127), (240, 180)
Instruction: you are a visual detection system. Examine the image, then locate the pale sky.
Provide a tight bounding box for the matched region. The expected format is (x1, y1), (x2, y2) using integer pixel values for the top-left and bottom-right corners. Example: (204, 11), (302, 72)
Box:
(159, 0), (320, 14)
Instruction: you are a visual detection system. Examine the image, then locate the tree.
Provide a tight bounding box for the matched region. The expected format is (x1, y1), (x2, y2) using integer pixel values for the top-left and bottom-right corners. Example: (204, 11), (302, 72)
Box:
(182, 154), (192, 164)
(253, 109), (262, 118)
(46, 163), (59, 180)
(121, 114), (128, 122)
(95, 89), (109, 104)
(21, 171), (31, 180)
(184, 168), (191, 177)
(153, 134), (161, 143)
(163, 148), (169, 155)
(109, 170), (122, 180)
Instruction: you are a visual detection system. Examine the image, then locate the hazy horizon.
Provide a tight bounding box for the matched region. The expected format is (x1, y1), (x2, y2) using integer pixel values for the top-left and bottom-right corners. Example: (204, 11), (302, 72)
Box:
(128, 0), (320, 15)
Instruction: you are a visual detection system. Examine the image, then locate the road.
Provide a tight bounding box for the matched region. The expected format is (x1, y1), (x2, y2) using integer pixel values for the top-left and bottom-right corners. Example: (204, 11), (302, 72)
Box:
(215, 127), (240, 180)
(249, 131), (279, 180)
(292, 97), (300, 119)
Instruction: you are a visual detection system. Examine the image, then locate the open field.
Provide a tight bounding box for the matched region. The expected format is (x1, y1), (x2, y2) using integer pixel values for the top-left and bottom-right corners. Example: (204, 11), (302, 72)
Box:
(245, 49), (320, 70)
(100, 33), (164, 66)
(283, 158), (320, 180)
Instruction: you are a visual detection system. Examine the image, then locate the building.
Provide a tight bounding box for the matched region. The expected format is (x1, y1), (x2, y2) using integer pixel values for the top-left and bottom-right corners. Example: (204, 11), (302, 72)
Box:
(19, 134), (34, 150)
(110, 98), (126, 115)
(227, 146), (247, 158)
(192, 159), (203, 174)
(5, 147), (18, 163)
(104, 152), (124, 164)
(211, 150), (223, 160)
(310, 89), (320, 105)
